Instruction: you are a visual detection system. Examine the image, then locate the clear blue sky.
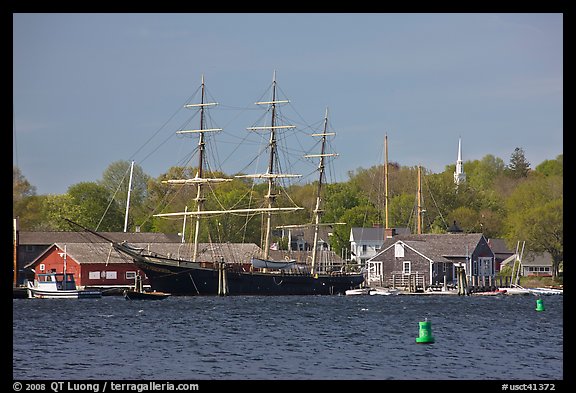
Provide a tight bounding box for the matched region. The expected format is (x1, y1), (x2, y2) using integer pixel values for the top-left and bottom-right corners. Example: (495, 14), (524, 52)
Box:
(13, 13), (563, 195)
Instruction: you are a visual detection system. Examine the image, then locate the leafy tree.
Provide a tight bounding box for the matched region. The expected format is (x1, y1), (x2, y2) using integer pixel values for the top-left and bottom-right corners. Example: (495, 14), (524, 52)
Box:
(13, 166), (37, 218)
(63, 182), (124, 231)
(13, 166), (36, 201)
(43, 194), (82, 230)
(535, 154), (563, 177)
(448, 206), (477, 233)
(504, 175), (562, 278)
(15, 195), (50, 230)
(466, 155), (507, 191)
(99, 160), (151, 231)
(330, 204), (380, 256)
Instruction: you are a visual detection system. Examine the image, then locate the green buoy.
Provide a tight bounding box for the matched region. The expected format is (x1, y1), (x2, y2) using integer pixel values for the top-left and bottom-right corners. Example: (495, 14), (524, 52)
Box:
(536, 298), (545, 312)
(416, 319), (435, 344)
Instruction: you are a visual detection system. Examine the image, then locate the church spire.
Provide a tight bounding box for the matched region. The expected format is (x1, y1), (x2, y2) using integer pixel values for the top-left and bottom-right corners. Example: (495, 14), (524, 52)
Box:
(454, 136), (466, 186)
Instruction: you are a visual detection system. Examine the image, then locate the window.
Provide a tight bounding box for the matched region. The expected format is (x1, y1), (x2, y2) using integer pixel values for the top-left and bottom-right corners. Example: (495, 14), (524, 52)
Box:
(105, 271), (117, 280)
(394, 243), (404, 258)
(403, 261), (411, 274)
(39, 263), (45, 271)
(362, 244), (367, 253)
(88, 271), (100, 280)
(478, 257), (493, 276)
(126, 271), (137, 280)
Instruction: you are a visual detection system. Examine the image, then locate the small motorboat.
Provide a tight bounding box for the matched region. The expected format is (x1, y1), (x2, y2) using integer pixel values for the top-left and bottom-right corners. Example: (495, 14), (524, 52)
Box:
(123, 289), (171, 300)
(503, 285), (532, 295)
(528, 287), (563, 296)
(27, 272), (101, 299)
(345, 287), (372, 296)
(369, 287), (400, 296)
(471, 289), (508, 296)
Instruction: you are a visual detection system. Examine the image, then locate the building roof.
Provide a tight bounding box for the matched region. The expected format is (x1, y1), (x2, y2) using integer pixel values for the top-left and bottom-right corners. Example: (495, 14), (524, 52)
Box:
(487, 238), (514, 255)
(19, 231), (181, 245)
(520, 252), (553, 267)
(370, 233), (490, 263)
(350, 227), (411, 242)
(286, 226), (332, 244)
(268, 249), (344, 264)
(25, 242), (262, 268)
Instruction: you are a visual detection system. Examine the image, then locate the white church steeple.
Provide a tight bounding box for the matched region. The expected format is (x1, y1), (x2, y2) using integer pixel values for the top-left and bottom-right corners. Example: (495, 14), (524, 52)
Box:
(454, 136), (466, 185)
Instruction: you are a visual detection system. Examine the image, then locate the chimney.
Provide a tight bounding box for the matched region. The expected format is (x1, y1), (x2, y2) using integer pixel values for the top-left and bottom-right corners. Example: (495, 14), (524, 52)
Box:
(385, 228), (396, 239)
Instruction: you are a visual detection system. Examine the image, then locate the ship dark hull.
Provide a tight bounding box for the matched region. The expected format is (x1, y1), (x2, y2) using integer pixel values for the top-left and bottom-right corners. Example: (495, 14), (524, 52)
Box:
(126, 251), (364, 296)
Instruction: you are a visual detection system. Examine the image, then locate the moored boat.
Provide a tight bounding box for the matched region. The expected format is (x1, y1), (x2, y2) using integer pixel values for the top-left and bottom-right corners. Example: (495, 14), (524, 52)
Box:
(27, 272), (102, 299)
(369, 287), (400, 296)
(67, 74), (364, 296)
(345, 288), (372, 296)
(528, 287), (563, 296)
(124, 290), (171, 300)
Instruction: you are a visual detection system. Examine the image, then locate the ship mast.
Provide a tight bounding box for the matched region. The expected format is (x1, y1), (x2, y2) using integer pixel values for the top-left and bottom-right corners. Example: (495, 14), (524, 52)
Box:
(263, 72), (280, 259)
(155, 73), (304, 260)
(417, 165), (423, 235)
(306, 108), (338, 275)
(384, 134), (389, 231)
(154, 75), (231, 262)
(239, 71), (302, 259)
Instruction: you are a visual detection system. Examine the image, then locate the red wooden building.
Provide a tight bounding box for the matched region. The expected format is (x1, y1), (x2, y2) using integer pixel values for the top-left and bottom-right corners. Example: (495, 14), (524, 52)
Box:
(25, 241), (262, 290)
(25, 242), (149, 290)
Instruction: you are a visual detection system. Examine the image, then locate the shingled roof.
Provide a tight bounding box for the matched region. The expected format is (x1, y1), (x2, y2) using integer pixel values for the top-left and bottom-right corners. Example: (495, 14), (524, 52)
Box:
(19, 231), (181, 245)
(370, 233), (488, 263)
(25, 242), (262, 268)
(350, 227), (411, 242)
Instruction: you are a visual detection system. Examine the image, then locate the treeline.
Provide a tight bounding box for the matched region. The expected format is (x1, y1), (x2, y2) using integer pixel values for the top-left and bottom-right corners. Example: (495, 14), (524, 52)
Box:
(13, 148), (563, 276)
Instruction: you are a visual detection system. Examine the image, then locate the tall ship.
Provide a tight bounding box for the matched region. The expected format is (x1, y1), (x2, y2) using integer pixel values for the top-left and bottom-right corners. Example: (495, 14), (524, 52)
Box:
(72, 73), (365, 295)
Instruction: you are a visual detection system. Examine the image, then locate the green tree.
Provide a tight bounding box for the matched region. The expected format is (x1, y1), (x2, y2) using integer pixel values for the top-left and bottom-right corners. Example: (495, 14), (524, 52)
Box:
(504, 175), (563, 278)
(64, 182), (124, 231)
(43, 194), (82, 230)
(330, 204), (380, 257)
(99, 160), (151, 231)
(13, 166), (36, 218)
(506, 147), (531, 179)
(535, 154), (563, 177)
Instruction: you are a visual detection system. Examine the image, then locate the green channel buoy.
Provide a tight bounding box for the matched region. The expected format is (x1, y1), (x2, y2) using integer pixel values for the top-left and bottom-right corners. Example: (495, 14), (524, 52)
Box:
(416, 319), (435, 344)
(536, 298), (545, 312)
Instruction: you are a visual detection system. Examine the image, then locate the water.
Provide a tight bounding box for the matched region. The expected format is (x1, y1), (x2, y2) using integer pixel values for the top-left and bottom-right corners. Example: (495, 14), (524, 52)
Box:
(13, 294), (563, 380)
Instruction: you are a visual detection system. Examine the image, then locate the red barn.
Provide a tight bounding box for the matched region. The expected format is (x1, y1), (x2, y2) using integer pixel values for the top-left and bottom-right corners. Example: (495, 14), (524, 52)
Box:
(25, 241), (263, 291)
(25, 242), (149, 290)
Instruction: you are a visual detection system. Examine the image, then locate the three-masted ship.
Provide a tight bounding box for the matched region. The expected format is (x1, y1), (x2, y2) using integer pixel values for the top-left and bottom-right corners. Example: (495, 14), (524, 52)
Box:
(81, 73), (365, 295)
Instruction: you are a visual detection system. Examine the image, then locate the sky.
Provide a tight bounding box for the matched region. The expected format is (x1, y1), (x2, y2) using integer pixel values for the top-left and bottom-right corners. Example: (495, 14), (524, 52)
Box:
(13, 13), (563, 195)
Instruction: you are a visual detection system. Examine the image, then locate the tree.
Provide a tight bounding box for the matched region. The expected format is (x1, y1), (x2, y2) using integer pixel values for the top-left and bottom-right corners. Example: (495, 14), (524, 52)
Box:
(535, 154), (563, 177)
(504, 175), (562, 278)
(506, 147), (531, 179)
(56, 182), (125, 231)
(13, 166), (36, 218)
(99, 160), (151, 232)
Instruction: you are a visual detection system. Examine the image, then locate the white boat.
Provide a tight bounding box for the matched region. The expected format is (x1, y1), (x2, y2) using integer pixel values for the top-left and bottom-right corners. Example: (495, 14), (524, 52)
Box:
(345, 287), (400, 296)
(345, 288), (372, 296)
(251, 257), (296, 270)
(528, 287), (563, 296)
(27, 272), (102, 299)
(503, 285), (532, 295)
(369, 287), (400, 296)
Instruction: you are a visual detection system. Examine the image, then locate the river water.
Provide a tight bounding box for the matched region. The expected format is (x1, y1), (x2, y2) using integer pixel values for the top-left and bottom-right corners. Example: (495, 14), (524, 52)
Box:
(12, 294), (563, 381)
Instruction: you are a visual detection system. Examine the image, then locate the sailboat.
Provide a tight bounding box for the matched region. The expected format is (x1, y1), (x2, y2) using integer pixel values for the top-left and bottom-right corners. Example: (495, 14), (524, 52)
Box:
(70, 73), (364, 295)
